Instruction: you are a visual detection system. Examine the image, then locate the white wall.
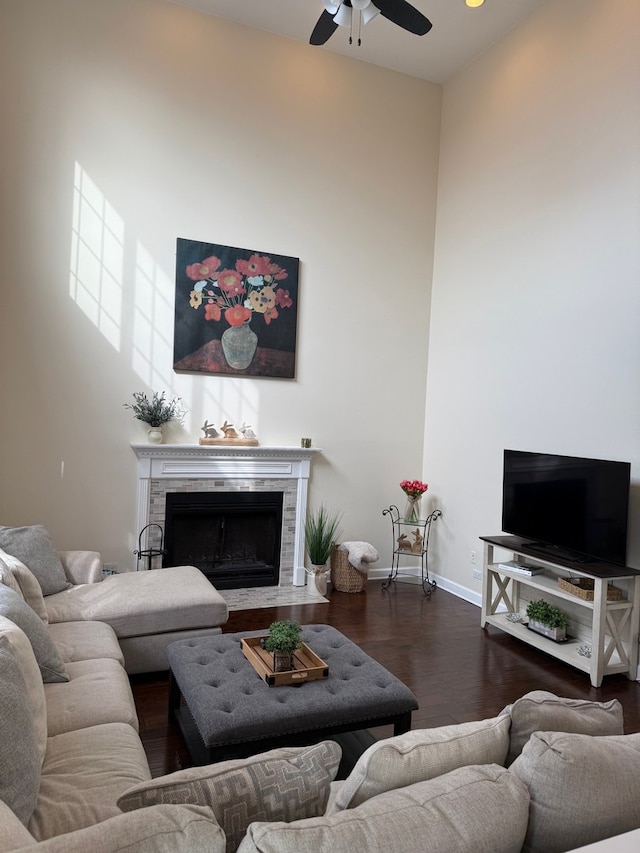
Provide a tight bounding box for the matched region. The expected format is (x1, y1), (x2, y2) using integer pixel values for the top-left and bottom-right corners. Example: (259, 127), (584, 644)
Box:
(0, 0), (441, 570)
(425, 0), (640, 597)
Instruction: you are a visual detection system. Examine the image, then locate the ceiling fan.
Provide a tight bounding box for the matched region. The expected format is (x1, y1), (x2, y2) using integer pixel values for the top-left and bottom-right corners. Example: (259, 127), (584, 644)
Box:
(310, 0), (432, 47)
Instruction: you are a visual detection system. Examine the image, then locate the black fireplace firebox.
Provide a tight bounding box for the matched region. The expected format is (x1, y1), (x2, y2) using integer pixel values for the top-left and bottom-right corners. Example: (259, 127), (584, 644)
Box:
(163, 491), (283, 589)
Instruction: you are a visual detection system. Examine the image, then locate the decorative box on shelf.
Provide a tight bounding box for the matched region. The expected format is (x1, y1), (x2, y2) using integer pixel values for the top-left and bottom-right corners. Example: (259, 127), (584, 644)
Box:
(241, 637), (329, 687)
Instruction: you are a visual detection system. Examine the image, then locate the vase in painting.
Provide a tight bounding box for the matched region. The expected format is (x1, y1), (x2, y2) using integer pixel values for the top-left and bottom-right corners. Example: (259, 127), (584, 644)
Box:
(221, 322), (258, 370)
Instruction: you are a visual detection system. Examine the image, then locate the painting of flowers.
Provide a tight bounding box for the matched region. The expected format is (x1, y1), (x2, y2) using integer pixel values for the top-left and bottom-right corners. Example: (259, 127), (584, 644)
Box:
(173, 238), (299, 378)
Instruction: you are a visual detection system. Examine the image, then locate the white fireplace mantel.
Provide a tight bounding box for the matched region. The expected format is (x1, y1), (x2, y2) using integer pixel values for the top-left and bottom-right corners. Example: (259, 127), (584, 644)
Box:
(131, 444), (321, 585)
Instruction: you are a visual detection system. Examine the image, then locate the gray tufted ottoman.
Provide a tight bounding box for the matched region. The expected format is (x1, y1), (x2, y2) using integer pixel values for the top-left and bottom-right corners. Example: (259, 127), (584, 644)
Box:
(167, 624), (418, 765)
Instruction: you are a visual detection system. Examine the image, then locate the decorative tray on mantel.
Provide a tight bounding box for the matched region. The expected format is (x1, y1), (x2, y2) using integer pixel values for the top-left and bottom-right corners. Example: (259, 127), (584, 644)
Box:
(241, 637), (329, 687)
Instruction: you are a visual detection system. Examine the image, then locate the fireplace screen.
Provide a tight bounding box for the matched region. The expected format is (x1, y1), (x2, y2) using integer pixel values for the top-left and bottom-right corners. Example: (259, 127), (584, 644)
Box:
(163, 491), (283, 589)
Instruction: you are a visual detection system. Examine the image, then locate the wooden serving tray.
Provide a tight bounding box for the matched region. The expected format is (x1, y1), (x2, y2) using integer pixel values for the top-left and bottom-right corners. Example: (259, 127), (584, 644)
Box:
(241, 637), (329, 687)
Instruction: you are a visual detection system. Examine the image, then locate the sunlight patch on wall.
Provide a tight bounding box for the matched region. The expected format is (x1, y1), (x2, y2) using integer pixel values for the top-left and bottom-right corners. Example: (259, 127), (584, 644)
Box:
(132, 240), (176, 391)
(69, 162), (123, 349)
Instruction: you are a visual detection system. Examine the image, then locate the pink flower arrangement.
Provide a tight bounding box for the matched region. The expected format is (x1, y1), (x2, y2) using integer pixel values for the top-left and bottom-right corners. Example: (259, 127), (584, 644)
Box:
(186, 252), (293, 327)
(400, 479), (429, 498)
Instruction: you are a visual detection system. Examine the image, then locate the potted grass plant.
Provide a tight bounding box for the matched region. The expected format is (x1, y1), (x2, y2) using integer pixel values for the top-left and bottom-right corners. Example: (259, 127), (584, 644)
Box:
(263, 620), (302, 672)
(526, 599), (569, 642)
(304, 505), (342, 595)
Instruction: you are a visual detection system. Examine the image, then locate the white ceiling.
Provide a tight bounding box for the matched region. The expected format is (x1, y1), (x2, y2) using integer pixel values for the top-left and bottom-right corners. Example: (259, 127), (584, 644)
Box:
(168, 0), (547, 83)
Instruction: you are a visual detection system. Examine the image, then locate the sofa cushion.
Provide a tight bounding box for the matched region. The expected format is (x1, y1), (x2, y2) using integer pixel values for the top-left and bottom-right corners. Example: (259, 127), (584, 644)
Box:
(0, 799), (36, 850)
(330, 713), (511, 811)
(503, 690), (624, 764)
(119, 740), (341, 853)
(510, 731), (640, 853)
(47, 619), (124, 666)
(21, 804), (225, 853)
(0, 525), (71, 595)
(0, 548), (49, 622)
(0, 630), (42, 826)
(237, 763), (529, 853)
(0, 586), (68, 682)
(30, 721), (152, 840)
(44, 658), (138, 736)
(44, 566), (228, 636)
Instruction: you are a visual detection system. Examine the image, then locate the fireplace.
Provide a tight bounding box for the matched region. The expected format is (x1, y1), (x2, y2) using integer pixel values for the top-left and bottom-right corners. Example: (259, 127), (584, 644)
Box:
(131, 444), (320, 585)
(163, 491), (283, 589)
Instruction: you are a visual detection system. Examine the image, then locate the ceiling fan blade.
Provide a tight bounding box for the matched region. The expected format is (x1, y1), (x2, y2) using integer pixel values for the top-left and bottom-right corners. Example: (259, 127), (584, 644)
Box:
(375, 0), (432, 36)
(310, 9), (340, 45)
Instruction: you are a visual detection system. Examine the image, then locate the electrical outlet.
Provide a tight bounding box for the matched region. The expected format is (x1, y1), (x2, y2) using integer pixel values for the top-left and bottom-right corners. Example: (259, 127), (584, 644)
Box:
(102, 563), (118, 577)
(472, 568), (482, 580)
(470, 550), (477, 565)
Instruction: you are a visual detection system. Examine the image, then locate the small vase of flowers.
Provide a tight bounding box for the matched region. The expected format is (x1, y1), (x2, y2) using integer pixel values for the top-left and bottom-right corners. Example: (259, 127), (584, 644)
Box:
(400, 479), (429, 522)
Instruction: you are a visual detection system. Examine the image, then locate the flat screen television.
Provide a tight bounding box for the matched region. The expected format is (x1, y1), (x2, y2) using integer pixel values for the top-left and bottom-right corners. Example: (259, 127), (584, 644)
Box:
(502, 450), (630, 566)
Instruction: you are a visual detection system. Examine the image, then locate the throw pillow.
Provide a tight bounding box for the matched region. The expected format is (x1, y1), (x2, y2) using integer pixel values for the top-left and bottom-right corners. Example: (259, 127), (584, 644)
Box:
(237, 764), (529, 853)
(0, 632), (43, 825)
(330, 713), (511, 812)
(503, 689), (624, 765)
(14, 804), (225, 853)
(0, 586), (68, 682)
(0, 614), (48, 764)
(0, 548), (49, 622)
(118, 740), (341, 853)
(511, 731), (640, 853)
(0, 552), (23, 596)
(0, 525), (70, 596)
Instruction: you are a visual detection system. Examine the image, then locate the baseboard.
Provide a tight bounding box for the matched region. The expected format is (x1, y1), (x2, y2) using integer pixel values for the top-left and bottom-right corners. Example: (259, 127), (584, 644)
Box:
(367, 567), (482, 608)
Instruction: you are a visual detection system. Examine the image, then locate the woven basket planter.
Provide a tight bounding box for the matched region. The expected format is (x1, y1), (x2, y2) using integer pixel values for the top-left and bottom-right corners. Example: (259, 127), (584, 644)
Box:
(331, 544), (367, 593)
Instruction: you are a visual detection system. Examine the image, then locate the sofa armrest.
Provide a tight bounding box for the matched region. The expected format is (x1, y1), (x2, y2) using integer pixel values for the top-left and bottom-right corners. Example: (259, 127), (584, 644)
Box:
(58, 551), (103, 585)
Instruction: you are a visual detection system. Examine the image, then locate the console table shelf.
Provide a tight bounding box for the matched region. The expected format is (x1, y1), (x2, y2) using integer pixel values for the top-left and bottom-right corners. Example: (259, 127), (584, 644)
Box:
(480, 535), (640, 687)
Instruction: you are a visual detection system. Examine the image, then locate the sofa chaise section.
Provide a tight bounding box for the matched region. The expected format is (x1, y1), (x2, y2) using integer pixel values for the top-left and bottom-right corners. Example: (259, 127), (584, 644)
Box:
(46, 558), (229, 674)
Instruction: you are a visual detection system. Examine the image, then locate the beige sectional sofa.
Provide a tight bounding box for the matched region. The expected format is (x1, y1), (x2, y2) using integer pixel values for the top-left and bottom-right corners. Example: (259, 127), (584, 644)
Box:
(2, 527), (640, 852)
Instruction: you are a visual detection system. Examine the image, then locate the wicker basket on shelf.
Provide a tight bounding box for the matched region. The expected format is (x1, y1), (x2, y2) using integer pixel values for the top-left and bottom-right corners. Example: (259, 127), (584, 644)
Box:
(557, 576), (624, 601)
(331, 544), (367, 593)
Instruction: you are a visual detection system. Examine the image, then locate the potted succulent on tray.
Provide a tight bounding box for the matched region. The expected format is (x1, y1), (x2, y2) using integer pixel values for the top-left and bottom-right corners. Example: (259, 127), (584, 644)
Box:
(304, 504), (342, 595)
(263, 620), (302, 672)
(526, 599), (570, 642)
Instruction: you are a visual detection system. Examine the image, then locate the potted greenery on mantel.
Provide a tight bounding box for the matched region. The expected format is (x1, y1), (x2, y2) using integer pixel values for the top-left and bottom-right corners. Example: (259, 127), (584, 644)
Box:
(263, 620), (302, 672)
(526, 599), (570, 642)
(124, 391), (185, 444)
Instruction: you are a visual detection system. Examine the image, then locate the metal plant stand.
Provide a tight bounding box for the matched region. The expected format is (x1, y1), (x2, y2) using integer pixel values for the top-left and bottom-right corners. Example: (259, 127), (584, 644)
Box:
(382, 505), (442, 596)
(134, 523), (167, 571)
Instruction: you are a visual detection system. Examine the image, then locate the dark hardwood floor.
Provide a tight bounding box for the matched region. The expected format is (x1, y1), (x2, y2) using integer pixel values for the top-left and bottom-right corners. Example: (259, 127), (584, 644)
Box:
(131, 583), (640, 777)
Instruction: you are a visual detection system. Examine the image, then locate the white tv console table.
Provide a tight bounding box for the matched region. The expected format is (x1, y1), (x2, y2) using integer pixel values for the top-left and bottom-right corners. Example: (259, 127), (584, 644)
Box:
(480, 535), (640, 687)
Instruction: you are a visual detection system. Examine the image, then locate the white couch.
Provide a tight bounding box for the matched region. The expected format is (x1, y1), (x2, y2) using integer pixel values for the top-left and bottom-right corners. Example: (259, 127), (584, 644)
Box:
(0, 523), (228, 674)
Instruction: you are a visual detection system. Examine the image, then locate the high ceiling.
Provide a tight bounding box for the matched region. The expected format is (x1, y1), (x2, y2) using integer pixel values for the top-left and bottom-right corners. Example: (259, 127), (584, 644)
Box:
(168, 0), (547, 83)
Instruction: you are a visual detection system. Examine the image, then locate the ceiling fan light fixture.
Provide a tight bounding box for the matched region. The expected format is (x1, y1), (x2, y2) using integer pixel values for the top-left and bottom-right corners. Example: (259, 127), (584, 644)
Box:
(361, 3), (381, 25)
(322, 1), (340, 13)
(351, 0), (370, 9)
(465, 0), (485, 7)
(333, 3), (353, 27)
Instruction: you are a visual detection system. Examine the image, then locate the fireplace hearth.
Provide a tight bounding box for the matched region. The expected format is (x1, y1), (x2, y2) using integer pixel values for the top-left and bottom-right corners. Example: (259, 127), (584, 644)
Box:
(163, 491), (283, 590)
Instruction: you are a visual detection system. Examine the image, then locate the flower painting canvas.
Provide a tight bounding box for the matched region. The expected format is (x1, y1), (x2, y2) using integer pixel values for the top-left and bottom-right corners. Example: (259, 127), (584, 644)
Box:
(173, 238), (299, 378)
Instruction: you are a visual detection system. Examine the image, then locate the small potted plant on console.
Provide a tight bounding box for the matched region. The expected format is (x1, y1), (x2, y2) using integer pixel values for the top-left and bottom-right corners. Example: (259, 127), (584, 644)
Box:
(263, 620), (302, 672)
(526, 599), (569, 642)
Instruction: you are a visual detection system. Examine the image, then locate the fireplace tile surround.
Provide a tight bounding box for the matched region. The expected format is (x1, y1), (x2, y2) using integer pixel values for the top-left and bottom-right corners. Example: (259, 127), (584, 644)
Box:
(131, 445), (320, 586)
